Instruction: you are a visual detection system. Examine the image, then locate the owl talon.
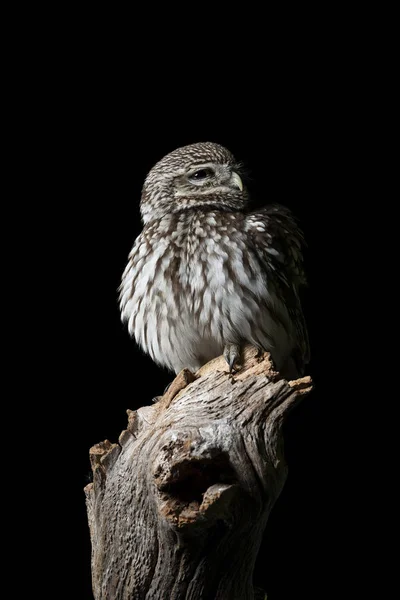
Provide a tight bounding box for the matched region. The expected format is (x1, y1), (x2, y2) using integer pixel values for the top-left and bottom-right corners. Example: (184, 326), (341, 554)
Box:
(223, 344), (241, 374)
(152, 382), (172, 403)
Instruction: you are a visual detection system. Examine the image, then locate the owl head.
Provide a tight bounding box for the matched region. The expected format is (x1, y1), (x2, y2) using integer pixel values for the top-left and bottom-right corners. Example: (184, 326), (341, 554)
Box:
(140, 142), (249, 224)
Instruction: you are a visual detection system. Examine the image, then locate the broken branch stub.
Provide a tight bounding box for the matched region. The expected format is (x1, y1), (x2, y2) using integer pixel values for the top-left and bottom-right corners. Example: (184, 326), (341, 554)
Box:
(85, 346), (313, 600)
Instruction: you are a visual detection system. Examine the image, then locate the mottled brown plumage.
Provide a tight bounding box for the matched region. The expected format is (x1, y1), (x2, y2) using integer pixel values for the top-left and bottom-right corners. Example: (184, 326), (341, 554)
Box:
(119, 142), (309, 377)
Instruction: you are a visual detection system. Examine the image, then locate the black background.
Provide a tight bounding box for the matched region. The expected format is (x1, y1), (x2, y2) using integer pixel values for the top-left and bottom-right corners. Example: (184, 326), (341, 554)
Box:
(34, 33), (359, 599)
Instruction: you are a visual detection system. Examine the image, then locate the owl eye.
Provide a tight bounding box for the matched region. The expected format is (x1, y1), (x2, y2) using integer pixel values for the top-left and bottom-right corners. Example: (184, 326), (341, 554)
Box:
(189, 168), (214, 181)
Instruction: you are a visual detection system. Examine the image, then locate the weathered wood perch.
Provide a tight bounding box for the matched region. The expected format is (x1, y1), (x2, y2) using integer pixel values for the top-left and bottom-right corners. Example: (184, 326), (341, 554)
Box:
(85, 345), (313, 600)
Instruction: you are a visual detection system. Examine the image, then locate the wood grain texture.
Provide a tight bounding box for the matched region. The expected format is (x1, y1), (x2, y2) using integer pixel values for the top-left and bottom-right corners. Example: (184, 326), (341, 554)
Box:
(85, 346), (312, 599)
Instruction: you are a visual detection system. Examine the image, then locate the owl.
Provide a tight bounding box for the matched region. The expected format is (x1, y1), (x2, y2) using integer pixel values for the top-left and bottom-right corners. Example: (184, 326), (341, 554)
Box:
(119, 142), (309, 378)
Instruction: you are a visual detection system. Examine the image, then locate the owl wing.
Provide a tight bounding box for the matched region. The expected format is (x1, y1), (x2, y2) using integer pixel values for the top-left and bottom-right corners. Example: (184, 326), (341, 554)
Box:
(245, 204), (310, 372)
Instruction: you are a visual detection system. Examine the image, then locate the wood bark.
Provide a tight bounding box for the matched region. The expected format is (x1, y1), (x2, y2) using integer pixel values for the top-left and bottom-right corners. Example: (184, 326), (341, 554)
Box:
(85, 345), (312, 600)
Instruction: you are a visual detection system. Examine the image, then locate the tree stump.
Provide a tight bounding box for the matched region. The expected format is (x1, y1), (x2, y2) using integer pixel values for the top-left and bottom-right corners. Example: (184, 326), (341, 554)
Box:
(85, 345), (313, 600)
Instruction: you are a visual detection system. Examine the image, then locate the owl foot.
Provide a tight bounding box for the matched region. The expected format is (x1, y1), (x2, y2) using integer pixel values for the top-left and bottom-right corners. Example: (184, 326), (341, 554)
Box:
(223, 343), (241, 374)
(255, 346), (263, 358)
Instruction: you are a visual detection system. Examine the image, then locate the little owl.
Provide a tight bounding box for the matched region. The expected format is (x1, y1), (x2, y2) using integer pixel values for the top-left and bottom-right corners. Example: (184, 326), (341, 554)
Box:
(119, 142), (309, 378)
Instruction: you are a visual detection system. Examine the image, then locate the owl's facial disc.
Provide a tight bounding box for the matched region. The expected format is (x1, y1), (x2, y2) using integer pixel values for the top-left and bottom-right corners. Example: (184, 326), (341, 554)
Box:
(174, 163), (243, 197)
(140, 143), (248, 223)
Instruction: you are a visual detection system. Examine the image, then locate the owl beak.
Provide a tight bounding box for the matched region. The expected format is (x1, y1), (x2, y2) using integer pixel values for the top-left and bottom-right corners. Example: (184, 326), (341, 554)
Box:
(230, 171), (243, 192)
